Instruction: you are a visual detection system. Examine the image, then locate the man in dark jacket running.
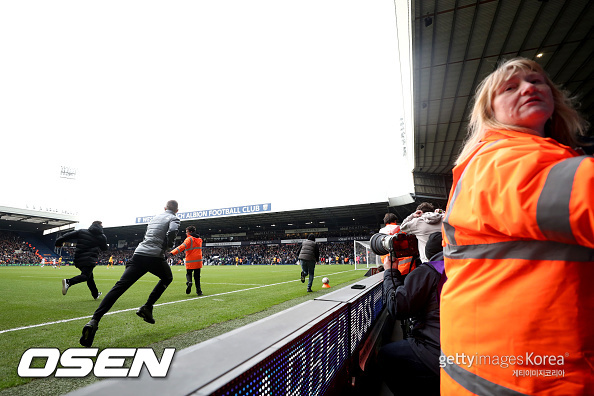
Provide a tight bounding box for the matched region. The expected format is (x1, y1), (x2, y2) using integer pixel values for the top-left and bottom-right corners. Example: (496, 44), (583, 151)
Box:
(55, 221), (108, 300)
(297, 234), (319, 292)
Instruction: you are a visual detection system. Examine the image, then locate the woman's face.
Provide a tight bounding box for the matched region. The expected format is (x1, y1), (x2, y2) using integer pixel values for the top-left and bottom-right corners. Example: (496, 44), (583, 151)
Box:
(491, 69), (554, 136)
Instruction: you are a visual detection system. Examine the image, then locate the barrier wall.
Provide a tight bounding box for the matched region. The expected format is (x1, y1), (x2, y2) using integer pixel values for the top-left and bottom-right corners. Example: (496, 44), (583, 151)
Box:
(69, 273), (384, 396)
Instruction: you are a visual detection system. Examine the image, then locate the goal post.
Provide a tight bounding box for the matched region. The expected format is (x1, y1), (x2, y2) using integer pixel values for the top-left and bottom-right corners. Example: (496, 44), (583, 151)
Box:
(353, 240), (383, 270)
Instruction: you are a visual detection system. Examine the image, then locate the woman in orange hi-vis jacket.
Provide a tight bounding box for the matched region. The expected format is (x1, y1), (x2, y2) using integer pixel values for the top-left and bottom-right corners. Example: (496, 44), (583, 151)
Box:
(171, 226), (203, 296)
(441, 57), (594, 395)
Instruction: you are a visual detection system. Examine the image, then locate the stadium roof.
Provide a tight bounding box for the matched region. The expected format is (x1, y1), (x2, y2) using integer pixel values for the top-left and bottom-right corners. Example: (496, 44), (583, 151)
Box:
(101, 201), (435, 243)
(0, 206), (78, 234)
(412, 0), (594, 199)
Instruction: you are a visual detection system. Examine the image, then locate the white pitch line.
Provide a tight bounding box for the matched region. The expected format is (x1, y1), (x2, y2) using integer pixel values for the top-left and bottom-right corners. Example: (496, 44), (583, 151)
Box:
(201, 282), (260, 286)
(0, 269), (355, 335)
(21, 275), (185, 284)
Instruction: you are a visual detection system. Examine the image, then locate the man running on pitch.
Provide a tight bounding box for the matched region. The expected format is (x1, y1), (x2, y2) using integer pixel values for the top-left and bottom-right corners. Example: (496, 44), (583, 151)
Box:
(80, 200), (180, 347)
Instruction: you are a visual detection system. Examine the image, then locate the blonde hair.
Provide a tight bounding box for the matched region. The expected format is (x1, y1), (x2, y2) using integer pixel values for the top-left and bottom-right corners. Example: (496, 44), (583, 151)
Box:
(457, 57), (589, 165)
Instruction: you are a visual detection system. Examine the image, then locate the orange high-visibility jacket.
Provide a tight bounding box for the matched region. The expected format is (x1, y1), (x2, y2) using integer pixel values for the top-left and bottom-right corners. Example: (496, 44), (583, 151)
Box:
(379, 223), (416, 275)
(442, 129), (594, 395)
(171, 235), (203, 269)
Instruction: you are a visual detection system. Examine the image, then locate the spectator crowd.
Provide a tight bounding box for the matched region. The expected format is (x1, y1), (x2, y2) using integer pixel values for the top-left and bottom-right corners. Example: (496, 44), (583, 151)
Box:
(201, 242), (354, 266)
(1, 230), (356, 267)
(0, 231), (42, 265)
(91, 242), (355, 266)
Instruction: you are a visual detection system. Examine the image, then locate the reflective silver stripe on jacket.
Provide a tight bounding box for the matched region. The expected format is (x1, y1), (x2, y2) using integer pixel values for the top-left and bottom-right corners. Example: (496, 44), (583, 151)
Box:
(444, 239), (594, 262)
(183, 238), (202, 251)
(444, 145), (592, 260)
(184, 237), (202, 263)
(441, 352), (529, 396)
(537, 156), (588, 245)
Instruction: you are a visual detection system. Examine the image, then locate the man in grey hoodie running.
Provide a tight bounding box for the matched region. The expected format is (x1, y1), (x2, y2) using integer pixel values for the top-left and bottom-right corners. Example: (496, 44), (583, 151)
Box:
(80, 200), (181, 347)
(399, 202), (444, 263)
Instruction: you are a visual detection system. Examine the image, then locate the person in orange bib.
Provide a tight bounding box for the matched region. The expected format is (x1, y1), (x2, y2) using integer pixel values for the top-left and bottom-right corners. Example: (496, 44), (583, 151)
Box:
(379, 213), (416, 275)
(171, 226), (203, 296)
(441, 57), (594, 395)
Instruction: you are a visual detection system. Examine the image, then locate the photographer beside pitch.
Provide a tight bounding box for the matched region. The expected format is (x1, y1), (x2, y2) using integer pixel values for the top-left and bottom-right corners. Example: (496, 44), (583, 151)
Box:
(80, 200), (181, 347)
(378, 213), (415, 276)
(377, 232), (444, 396)
(55, 221), (108, 300)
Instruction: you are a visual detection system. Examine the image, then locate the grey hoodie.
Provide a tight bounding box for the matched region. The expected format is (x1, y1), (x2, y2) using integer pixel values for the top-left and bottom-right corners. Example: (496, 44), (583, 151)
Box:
(400, 211), (444, 263)
(134, 210), (181, 258)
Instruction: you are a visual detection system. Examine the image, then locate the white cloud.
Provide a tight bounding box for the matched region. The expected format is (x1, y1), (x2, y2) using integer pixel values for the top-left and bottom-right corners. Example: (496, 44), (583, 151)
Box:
(0, 0), (413, 228)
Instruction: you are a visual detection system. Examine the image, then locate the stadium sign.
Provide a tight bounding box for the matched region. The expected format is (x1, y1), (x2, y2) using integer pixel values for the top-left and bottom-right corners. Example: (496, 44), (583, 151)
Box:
(18, 347), (175, 378)
(136, 203), (271, 224)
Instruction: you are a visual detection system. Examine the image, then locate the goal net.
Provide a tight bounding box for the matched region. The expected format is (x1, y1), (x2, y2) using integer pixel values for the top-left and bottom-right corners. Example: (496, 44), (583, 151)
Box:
(353, 240), (383, 270)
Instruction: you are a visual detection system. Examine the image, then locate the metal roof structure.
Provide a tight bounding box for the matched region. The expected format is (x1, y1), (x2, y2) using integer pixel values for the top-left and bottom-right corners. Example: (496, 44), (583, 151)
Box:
(101, 201), (440, 244)
(412, 0), (594, 199)
(0, 206), (77, 234)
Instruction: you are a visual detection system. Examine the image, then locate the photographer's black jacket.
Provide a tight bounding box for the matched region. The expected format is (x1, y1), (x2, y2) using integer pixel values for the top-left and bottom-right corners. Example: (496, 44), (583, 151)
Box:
(383, 258), (442, 375)
(55, 223), (108, 267)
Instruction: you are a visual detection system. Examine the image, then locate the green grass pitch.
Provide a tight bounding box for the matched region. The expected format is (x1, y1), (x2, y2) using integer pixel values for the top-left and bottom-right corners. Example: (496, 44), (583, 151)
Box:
(0, 264), (366, 392)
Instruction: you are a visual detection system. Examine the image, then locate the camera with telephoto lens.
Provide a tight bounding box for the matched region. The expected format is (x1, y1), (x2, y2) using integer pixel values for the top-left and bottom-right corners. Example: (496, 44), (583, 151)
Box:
(370, 232), (419, 258)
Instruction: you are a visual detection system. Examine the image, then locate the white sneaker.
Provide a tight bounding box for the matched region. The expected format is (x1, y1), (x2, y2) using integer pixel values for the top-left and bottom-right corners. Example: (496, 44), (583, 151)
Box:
(62, 279), (69, 295)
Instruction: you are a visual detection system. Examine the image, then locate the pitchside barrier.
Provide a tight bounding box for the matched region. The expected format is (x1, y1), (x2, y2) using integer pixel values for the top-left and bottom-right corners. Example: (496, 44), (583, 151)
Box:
(69, 272), (387, 396)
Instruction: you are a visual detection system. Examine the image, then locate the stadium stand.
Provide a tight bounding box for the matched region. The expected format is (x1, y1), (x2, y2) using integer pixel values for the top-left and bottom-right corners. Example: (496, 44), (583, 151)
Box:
(0, 231), (44, 265)
(2, 228), (366, 267)
(24, 234), (58, 259)
(93, 241), (356, 267)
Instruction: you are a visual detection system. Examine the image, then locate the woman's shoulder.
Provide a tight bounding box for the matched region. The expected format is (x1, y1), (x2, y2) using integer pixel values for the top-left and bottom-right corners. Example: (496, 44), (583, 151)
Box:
(479, 130), (578, 162)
